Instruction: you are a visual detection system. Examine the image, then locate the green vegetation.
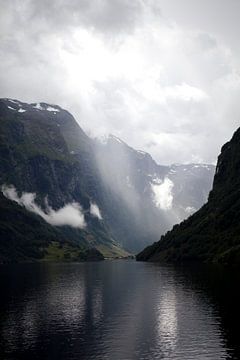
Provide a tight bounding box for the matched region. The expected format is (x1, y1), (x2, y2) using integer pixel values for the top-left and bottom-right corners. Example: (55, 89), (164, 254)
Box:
(0, 99), (127, 262)
(0, 193), (105, 263)
(95, 244), (130, 258)
(43, 242), (104, 262)
(0, 192), (64, 263)
(43, 242), (84, 261)
(137, 127), (240, 266)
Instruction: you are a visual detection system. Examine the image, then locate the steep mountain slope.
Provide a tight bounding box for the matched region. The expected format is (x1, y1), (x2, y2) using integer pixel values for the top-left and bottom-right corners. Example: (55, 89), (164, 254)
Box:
(0, 192), (104, 263)
(95, 135), (214, 251)
(0, 98), (215, 256)
(137, 127), (240, 265)
(0, 98), (126, 259)
(0, 191), (64, 262)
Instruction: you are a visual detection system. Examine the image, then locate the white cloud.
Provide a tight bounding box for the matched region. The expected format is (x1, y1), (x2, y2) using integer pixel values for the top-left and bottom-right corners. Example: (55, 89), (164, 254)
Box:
(0, 1), (240, 164)
(90, 202), (102, 220)
(151, 177), (174, 211)
(2, 184), (86, 228)
(163, 83), (208, 102)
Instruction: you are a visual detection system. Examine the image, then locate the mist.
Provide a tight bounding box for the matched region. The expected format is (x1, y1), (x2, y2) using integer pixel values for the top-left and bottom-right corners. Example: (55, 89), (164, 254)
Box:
(95, 137), (143, 216)
(94, 136), (180, 246)
(2, 184), (86, 229)
(90, 202), (103, 220)
(151, 178), (174, 211)
(93, 134), (215, 252)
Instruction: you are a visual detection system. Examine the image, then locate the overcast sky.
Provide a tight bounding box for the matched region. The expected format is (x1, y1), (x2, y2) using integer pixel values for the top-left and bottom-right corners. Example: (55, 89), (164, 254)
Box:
(1, 0), (240, 165)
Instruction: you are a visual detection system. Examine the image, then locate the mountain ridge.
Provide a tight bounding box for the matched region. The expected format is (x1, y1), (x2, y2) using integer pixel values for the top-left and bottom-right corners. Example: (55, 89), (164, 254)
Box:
(0, 98), (215, 260)
(136, 127), (240, 265)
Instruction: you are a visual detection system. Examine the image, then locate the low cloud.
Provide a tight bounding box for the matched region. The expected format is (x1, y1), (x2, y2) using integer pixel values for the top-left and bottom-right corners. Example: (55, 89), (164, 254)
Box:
(2, 184), (86, 228)
(151, 177), (174, 211)
(90, 202), (103, 220)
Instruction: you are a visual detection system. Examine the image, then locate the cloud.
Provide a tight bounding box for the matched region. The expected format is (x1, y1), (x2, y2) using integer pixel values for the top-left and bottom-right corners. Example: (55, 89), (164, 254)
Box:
(151, 178), (174, 211)
(0, 0), (240, 165)
(2, 184), (86, 228)
(0, 0), (145, 38)
(90, 202), (103, 220)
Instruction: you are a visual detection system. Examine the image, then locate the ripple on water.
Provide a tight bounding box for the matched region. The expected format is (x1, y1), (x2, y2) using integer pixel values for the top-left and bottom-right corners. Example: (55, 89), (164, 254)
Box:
(0, 261), (238, 360)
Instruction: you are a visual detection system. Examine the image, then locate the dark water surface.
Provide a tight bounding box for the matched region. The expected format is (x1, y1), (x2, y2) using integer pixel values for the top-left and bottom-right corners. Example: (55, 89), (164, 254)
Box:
(0, 260), (239, 360)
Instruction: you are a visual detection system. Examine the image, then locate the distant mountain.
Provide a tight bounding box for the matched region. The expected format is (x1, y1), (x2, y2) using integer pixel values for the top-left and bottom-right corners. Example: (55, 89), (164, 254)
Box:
(0, 98), (215, 261)
(137, 127), (240, 265)
(94, 134), (214, 251)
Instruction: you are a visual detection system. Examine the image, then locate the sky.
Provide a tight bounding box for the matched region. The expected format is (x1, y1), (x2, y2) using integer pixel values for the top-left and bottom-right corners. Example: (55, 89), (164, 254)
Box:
(0, 0), (240, 165)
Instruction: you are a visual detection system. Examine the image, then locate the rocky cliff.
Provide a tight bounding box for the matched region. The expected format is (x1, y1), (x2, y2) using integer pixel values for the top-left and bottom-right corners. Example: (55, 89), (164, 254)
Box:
(0, 98), (215, 260)
(137, 127), (240, 265)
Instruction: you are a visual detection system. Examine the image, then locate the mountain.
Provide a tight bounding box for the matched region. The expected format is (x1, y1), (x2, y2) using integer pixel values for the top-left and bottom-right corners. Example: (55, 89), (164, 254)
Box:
(0, 98), (127, 260)
(94, 135), (214, 251)
(0, 192), (104, 263)
(0, 98), (215, 260)
(137, 127), (240, 265)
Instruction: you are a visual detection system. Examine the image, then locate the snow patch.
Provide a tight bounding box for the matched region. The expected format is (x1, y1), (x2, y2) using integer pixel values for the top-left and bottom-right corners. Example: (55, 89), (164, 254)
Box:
(18, 108), (26, 113)
(98, 134), (126, 145)
(137, 150), (147, 155)
(33, 103), (44, 110)
(112, 137), (122, 144)
(32, 103), (60, 113)
(2, 184), (86, 228)
(46, 106), (60, 112)
(193, 164), (212, 170)
(7, 106), (16, 111)
(151, 177), (174, 211)
(109, 135), (124, 144)
(8, 99), (19, 104)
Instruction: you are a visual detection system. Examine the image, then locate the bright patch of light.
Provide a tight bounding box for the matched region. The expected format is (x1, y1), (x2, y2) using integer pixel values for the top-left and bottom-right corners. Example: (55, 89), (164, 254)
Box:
(2, 184), (86, 228)
(151, 177), (174, 210)
(90, 201), (102, 220)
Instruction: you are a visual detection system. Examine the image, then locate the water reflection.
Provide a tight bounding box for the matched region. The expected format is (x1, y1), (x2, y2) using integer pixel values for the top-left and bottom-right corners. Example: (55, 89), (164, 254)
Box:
(0, 261), (239, 359)
(156, 289), (177, 356)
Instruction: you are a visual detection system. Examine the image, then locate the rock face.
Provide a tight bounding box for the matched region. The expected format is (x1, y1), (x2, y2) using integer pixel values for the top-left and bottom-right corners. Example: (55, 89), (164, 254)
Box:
(94, 135), (214, 251)
(0, 98), (215, 259)
(137, 127), (240, 265)
(0, 98), (123, 260)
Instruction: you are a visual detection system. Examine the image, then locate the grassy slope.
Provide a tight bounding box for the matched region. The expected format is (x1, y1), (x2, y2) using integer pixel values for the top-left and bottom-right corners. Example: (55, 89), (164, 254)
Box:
(0, 100), (126, 260)
(0, 193), (106, 263)
(0, 192), (64, 262)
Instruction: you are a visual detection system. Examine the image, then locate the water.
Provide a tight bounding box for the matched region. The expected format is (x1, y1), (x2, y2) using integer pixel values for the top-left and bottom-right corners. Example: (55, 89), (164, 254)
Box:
(0, 260), (239, 360)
